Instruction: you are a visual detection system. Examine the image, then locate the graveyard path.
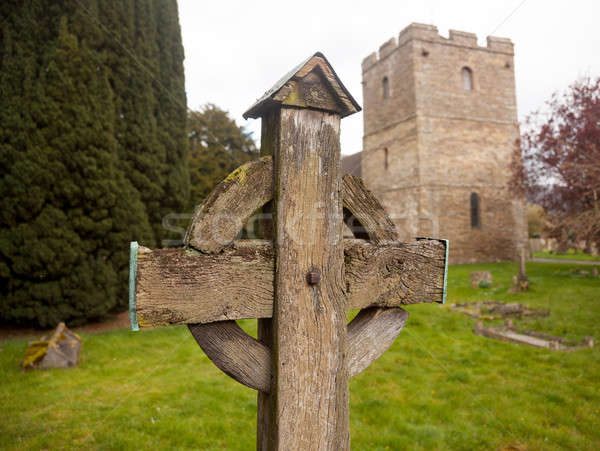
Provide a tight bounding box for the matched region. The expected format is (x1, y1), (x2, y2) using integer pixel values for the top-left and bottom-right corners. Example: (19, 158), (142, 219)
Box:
(531, 258), (599, 265)
(0, 311), (130, 342)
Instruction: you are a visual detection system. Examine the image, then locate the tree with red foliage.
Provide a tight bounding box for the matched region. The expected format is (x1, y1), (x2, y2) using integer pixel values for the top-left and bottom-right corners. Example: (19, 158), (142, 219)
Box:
(512, 76), (600, 252)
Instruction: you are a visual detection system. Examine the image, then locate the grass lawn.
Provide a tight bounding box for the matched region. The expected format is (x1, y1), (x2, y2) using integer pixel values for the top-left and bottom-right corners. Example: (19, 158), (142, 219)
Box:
(1, 262), (599, 450)
(533, 249), (600, 262)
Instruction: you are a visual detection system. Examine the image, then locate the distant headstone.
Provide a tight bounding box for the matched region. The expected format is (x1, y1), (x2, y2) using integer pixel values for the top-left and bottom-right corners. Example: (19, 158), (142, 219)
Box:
(474, 320), (595, 351)
(22, 322), (81, 370)
(510, 247), (530, 293)
(470, 271), (492, 288)
(510, 274), (530, 293)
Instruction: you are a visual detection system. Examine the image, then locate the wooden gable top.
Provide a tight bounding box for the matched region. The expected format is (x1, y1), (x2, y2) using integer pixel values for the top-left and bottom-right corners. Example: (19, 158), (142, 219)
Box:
(243, 52), (361, 119)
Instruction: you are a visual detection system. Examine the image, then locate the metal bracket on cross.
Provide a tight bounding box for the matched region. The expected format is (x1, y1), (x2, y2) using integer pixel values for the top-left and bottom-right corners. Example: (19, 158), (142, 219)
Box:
(129, 52), (448, 450)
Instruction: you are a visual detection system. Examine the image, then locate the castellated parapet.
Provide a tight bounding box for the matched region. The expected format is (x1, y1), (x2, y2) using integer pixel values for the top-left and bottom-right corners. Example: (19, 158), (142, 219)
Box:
(362, 24), (514, 72)
(359, 23), (526, 264)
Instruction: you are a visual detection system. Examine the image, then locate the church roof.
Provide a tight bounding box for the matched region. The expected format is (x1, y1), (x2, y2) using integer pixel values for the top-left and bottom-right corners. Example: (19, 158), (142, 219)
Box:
(341, 151), (362, 177)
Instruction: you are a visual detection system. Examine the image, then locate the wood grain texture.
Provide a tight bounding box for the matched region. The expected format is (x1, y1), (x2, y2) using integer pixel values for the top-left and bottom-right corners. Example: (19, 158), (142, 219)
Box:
(188, 320), (271, 393)
(257, 111), (277, 451)
(135, 241), (273, 327)
(256, 317), (274, 446)
(342, 174), (398, 243)
(133, 52), (447, 451)
(184, 156), (272, 253)
(134, 239), (445, 327)
(272, 107), (349, 450)
(342, 174), (416, 381)
(347, 307), (408, 377)
(184, 307), (409, 394)
(243, 53), (360, 120)
(276, 56), (359, 117)
(184, 157), (395, 252)
(344, 239), (446, 309)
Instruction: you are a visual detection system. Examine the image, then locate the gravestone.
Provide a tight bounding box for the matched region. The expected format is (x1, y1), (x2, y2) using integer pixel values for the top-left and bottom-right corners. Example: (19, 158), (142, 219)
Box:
(470, 271), (492, 288)
(22, 322), (81, 370)
(129, 53), (448, 450)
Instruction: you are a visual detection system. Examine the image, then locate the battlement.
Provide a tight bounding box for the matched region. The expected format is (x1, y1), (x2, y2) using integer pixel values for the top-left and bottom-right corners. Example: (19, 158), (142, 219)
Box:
(448, 29), (478, 47)
(362, 23), (514, 72)
(398, 23), (439, 46)
(486, 36), (514, 53)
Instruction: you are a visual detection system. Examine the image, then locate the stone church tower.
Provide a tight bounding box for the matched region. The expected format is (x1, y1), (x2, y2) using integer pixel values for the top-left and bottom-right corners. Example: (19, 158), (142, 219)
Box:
(358, 23), (527, 263)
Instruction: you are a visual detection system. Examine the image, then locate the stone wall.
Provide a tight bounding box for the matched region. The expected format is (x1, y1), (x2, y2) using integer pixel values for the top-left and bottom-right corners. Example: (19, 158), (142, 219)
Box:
(361, 23), (527, 263)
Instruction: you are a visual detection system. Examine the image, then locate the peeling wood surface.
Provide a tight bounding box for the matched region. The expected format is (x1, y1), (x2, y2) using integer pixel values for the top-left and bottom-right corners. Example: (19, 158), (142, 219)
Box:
(135, 239), (445, 327)
(188, 321), (271, 393)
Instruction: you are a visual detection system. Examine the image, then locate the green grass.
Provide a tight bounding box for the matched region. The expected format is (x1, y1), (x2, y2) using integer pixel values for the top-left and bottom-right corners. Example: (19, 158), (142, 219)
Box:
(1, 262), (599, 450)
(533, 249), (600, 262)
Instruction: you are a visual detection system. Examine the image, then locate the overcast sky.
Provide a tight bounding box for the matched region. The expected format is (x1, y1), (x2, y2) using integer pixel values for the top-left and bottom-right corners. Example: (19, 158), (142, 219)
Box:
(178, 0), (600, 155)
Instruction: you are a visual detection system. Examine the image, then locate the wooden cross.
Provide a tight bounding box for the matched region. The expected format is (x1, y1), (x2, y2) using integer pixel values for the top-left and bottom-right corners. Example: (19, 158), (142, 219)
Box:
(129, 53), (448, 450)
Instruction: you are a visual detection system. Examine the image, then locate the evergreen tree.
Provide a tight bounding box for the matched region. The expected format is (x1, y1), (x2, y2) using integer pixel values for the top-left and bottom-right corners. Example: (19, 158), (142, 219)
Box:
(188, 105), (258, 207)
(100, 0), (189, 244)
(0, 1), (187, 326)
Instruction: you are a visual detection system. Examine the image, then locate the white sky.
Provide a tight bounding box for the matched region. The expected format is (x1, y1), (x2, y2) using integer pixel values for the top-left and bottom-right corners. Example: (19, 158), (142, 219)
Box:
(178, 0), (600, 155)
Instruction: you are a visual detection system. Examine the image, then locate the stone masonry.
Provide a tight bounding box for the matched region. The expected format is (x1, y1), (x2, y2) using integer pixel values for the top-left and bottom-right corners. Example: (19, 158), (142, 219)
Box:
(353, 23), (527, 263)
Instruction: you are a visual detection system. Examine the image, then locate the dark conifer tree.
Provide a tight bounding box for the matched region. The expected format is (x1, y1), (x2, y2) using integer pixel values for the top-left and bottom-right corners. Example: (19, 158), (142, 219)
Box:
(0, 0), (187, 326)
(101, 0), (189, 245)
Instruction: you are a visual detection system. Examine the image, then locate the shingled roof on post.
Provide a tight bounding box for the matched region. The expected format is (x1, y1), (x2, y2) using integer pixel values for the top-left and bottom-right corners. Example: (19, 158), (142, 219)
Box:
(243, 52), (361, 119)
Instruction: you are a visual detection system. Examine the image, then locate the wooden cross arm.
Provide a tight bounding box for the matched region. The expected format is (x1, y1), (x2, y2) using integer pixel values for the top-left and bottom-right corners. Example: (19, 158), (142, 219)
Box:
(132, 238), (447, 328)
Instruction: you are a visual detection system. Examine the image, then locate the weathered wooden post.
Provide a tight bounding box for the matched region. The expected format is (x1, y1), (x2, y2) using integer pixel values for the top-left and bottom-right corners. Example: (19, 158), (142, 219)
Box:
(245, 53), (356, 449)
(129, 53), (448, 450)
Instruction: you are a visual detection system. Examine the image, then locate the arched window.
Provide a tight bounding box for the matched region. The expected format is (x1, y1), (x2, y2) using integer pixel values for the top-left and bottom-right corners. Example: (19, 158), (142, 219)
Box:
(382, 76), (390, 100)
(470, 192), (481, 229)
(461, 67), (473, 91)
(384, 148), (389, 170)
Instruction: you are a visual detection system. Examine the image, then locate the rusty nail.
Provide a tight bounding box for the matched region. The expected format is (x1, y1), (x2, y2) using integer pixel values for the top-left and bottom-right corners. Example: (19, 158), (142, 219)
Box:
(307, 270), (320, 285)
